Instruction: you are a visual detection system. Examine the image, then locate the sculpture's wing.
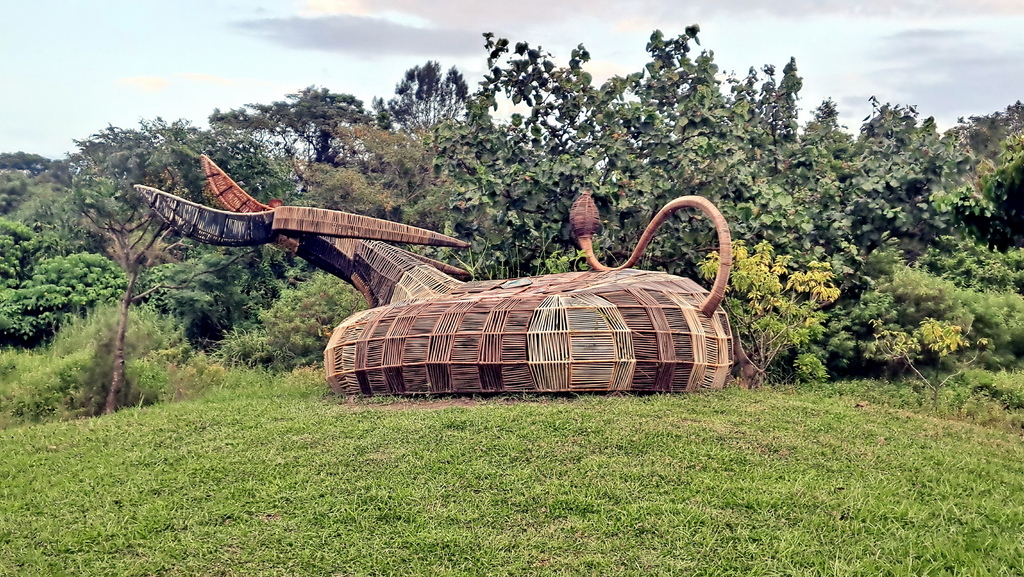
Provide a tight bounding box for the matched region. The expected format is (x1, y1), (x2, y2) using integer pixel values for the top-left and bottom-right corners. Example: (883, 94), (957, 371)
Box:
(270, 206), (468, 248)
(198, 155), (471, 255)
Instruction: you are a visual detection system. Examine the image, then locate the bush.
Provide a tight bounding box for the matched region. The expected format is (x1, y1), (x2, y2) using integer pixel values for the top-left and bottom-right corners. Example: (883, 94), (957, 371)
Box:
(793, 353), (828, 385)
(955, 369), (1024, 411)
(214, 327), (275, 368)
(217, 272), (365, 370)
(809, 372), (1024, 432)
(919, 236), (1024, 294)
(164, 355), (230, 402)
(825, 258), (1024, 376)
(0, 348), (92, 425)
(0, 304), (194, 425)
(700, 240), (839, 387)
(0, 252), (125, 347)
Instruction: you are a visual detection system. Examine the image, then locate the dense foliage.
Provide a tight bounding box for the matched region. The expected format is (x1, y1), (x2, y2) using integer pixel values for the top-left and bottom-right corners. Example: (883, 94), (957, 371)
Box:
(700, 240), (839, 387)
(216, 271), (365, 370)
(373, 60), (469, 132)
(435, 30), (971, 289)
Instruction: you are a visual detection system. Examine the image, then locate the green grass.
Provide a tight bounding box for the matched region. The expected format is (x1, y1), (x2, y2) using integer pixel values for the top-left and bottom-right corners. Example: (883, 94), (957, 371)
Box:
(2, 379), (1024, 576)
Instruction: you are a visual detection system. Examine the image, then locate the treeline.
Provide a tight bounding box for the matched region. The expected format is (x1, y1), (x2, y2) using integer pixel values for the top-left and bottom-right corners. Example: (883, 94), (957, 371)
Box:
(2, 30), (1024, 425)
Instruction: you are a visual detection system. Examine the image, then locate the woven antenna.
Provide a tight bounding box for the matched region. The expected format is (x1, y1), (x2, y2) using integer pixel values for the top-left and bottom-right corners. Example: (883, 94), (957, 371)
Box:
(572, 194), (732, 316)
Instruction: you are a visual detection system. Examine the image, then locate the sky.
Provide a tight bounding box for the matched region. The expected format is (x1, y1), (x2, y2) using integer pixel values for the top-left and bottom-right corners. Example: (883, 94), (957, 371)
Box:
(2, 0), (1022, 158)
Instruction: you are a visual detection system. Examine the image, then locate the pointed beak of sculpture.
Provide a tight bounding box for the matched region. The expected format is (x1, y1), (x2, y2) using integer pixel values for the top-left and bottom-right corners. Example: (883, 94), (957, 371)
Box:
(137, 184), (470, 249)
(137, 185), (276, 246)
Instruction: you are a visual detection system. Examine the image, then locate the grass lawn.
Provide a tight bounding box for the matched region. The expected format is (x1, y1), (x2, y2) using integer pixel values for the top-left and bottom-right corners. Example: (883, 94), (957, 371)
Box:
(2, 379), (1024, 576)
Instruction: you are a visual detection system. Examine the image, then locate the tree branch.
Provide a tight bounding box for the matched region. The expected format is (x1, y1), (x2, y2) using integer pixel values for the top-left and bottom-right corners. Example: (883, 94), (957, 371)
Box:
(130, 250), (251, 303)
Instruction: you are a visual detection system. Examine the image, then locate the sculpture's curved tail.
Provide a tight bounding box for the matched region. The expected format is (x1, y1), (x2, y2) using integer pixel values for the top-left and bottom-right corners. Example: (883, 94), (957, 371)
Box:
(570, 191), (732, 316)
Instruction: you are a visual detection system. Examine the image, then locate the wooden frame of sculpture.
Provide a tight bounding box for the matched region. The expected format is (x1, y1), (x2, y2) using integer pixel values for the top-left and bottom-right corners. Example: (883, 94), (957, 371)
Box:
(138, 156), (734, 394)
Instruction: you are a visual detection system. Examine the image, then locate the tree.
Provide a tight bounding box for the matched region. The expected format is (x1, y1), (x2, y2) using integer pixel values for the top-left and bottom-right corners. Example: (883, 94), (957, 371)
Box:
(434, 30), (972, 290)
(0, 155), (72, 220)
(0, 251), (125, 348)
(210, 87), (372, 172)
(68, 118), (298, 343)
(373, 61), (469, 131)
(0, 219), (40, 288)
(0, 220), (125, 348)
(954, 101), (1024, 163)
(301, 124), (454, 230)
(69, 121), (264, 414)
(435, 28), (738, 279)
(869, 317), (983, 408)
(0, 152), (53, 176)
(956, 135), (1024, 250)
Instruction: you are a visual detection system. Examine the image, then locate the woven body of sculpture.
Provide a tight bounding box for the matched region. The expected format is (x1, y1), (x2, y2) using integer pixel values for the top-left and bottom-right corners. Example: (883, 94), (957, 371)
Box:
(139, 157), (735, 394)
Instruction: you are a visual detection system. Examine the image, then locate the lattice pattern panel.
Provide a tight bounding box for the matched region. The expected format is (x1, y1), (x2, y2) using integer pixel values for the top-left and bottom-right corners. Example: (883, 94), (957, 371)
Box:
(325, 269), (734, 395)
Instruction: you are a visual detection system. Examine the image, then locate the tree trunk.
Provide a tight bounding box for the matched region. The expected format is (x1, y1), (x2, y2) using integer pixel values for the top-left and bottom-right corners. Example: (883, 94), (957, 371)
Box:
(731, 326), (760, 388)
(104, 272), (136, 415)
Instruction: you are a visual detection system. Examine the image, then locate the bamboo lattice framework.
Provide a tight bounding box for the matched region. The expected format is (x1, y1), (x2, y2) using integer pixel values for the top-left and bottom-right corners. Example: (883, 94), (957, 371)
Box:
(139, 156), (736, 395)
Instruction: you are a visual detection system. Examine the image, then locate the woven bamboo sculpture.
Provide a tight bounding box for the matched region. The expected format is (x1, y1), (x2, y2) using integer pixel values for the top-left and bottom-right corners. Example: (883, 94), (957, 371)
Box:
(138, 156), (735, 394)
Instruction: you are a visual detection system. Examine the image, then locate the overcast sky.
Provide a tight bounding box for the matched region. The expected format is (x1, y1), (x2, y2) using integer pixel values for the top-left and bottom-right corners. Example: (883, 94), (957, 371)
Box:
(2, 0), (1022, 158)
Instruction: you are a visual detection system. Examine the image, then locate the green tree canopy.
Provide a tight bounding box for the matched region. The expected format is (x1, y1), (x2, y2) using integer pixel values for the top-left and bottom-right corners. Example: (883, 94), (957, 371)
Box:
(373, 61), (469, 132)
(434, 29), (971, 286)
(210, 87), (372, 171)
(954, 101), (1024, 163)
(957, 135), (1024, 250)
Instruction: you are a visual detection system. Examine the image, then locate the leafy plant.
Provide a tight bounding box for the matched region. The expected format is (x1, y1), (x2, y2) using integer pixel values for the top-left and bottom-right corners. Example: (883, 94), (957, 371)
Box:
(700, 240), (839, 387)
(957, 134), (1024, 250)
(868, 317), (986, 408)
(0, 304), (192, 424)
(217, 271), (365, 370)
(0, 252), (125, 347)
(435, 30), (972, 286)
(829, 260), (1024, 376)
(373, 61), (469, 132)
(918, 235), (1024, 294)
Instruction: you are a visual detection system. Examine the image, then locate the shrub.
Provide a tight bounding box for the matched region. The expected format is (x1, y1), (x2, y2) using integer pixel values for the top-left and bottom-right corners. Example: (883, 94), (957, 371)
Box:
(217, 271), (365, 370)
(700, 240), (839, 387)
(0, 252), (125, 347)
(956, 369), (1024, 411)
(0, 304), (193, 425)
(214, 327), (275, 368)
(919, 236), (1024, 294)
(825, 259), (1024, 376)
(793, 353), (828, 385)
(165, 355), (229, 401)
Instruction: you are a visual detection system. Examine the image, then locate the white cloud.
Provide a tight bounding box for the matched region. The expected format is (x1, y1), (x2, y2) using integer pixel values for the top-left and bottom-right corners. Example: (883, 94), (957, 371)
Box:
(294, 0), (1024, 31)
(303, 0), (371, 16)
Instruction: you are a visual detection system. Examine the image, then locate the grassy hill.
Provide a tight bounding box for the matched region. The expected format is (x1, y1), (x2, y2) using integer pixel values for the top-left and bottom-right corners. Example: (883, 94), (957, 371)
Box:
(2, 376), (1024, 576)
